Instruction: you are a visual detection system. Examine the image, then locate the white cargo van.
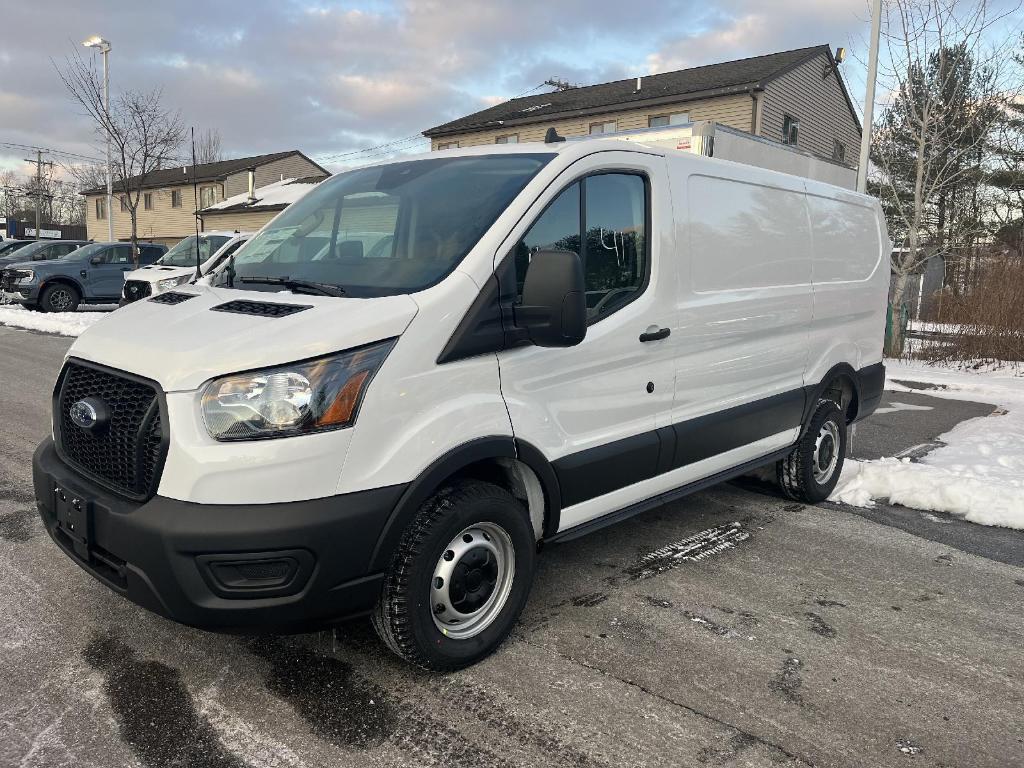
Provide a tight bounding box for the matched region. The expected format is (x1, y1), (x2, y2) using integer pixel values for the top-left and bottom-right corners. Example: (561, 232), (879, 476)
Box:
(34, 136), (887, 670)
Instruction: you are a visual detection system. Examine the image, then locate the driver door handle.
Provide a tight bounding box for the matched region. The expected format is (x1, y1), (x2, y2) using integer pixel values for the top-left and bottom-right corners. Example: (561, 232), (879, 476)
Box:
(639, 326), (671, 343)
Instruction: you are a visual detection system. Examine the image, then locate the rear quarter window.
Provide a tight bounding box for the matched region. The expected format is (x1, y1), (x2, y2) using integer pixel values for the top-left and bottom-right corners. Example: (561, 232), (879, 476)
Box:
(688, 175), (811, 292)
(806, 194), (881, 282)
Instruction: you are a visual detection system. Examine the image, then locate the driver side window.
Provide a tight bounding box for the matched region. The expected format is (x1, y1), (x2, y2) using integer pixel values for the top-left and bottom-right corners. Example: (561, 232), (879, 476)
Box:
(512, 172), (648, 322)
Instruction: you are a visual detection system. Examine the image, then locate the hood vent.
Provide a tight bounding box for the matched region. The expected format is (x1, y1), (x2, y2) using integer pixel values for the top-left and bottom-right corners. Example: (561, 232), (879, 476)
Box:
(210, 300), (312, 318)
(149, 292), (195, 305)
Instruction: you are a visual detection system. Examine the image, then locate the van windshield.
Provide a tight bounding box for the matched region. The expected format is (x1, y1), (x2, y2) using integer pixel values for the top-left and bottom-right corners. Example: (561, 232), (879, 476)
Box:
(161, 235), (231, 267)
(212, 153), (553, 297)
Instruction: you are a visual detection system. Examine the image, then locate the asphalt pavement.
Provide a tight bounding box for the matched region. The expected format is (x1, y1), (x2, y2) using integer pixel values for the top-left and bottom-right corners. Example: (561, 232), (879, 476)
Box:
(1, 325), (1022, 768)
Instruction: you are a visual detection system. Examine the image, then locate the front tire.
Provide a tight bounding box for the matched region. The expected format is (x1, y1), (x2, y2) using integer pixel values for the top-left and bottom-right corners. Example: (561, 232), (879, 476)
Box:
(777, 400), (847, 503)
(39, 284), (80, 313)
(372, 480), (535, 671)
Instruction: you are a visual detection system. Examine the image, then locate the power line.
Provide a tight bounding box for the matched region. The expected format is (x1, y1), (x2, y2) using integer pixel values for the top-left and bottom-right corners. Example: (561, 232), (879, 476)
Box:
(315, 134), (428, 164)
(0, 140), (103, 164)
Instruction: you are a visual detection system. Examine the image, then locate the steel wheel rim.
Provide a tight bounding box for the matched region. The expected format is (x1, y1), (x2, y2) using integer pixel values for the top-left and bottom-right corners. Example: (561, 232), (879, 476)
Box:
(431, 522), (515, 640)
(813, 421), (840, 483)
(51, 289), (73, 311)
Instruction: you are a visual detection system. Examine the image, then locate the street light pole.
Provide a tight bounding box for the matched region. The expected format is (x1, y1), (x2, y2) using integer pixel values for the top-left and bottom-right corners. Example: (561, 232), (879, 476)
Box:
(857, 0), (882, 193)
(83, 36), (113, 241)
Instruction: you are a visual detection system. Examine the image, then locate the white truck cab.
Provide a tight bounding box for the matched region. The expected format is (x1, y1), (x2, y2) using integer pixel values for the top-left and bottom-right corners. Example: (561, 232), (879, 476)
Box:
(121, 231), (252, 305)
(34, 135), (888, 670)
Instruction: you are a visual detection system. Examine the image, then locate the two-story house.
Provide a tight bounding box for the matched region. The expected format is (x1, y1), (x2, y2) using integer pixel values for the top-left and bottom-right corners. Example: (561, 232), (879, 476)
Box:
(82, 150), (329, 246)
(423, 45), (861, 167)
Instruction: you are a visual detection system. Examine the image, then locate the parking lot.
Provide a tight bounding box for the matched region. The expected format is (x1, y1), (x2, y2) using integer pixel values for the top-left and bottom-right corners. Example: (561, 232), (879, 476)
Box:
(2, 325), (1023, 768)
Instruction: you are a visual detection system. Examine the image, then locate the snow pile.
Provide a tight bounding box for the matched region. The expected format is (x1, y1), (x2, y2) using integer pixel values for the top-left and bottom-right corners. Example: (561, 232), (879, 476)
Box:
(202, 176), (324, 212)
(0, 305), (113, 337)
(831, 360), (1024, 530)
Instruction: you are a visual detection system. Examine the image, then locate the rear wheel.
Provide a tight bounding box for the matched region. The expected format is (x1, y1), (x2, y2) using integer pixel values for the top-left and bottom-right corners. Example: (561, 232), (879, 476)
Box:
(777, 400), (846, 503)
(372, 480), (535, 671)
(40, 283), (80, 313)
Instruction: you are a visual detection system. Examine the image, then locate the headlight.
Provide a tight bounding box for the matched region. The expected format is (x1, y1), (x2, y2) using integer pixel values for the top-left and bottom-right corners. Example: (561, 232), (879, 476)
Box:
(15, 269), (34, 282)
(157, 275), (190, 291)
(201, 339), (395, 441)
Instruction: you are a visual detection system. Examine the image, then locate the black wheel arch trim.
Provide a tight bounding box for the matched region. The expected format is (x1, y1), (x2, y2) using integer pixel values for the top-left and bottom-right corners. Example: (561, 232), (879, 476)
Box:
(367, 436), (561, 571)
(40, 276), (85, 297)
(801, 362), (884, 432)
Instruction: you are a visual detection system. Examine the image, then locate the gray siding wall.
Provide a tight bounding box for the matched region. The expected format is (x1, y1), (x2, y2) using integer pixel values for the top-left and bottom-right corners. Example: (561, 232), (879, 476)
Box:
(761, 53), (861, 164)
(224, 154), (324, 197)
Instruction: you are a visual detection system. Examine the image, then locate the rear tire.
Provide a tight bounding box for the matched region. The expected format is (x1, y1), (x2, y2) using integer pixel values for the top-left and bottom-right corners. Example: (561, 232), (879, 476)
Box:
(777, 400), (846, 503)
(372, 480), (535, 671)
(40, 283), (80, 313)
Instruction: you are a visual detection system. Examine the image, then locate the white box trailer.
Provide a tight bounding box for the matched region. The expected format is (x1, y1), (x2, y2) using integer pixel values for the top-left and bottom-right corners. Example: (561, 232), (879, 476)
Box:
(606, 120), (858, 190)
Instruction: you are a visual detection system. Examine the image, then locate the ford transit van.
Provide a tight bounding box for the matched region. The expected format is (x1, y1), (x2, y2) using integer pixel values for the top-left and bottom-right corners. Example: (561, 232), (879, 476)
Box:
(33, 137), (887, 670)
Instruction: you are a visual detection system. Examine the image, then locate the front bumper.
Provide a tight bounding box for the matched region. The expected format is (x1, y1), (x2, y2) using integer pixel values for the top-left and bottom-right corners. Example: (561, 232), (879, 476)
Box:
(2, 286), (33, 304)
(33, 438), (407, 632)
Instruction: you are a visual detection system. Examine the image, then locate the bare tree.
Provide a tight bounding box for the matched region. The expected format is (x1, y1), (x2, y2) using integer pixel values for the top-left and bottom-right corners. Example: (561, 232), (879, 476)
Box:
(194, 128), (224, 165)
(0, 169), (22, 223)
(870, 0), (1019, 355)
(56, 48), (185, 263)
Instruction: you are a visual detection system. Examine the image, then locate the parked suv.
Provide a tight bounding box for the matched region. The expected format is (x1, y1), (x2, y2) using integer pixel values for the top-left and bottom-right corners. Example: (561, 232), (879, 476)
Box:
(0, 239), (87, 271)
(0, 239), (33, 259)
(33, 141), (888, 670)
(4, 242), (166, 312)
(121, 232), (250, 305)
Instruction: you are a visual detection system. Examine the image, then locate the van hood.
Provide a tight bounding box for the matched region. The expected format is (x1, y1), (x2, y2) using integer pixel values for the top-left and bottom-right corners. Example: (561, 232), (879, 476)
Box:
(69, 285), (420, 391)
(124, 264), (193, 283)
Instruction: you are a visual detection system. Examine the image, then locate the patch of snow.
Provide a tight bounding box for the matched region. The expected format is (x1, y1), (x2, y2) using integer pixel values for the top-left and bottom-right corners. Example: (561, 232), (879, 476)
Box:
(0, 305), (114, 337)
(874, 401), (934, 415)
(831, 359), (1024, 530)
(202, 177), (323, 213)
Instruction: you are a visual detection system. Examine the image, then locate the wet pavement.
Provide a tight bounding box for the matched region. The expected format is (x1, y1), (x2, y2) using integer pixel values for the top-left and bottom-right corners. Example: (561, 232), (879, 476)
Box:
(2, 326), (1022, 768)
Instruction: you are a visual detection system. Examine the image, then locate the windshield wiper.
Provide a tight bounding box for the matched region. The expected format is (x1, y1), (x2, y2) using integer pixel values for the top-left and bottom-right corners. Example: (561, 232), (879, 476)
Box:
(238, 276), (347, 297)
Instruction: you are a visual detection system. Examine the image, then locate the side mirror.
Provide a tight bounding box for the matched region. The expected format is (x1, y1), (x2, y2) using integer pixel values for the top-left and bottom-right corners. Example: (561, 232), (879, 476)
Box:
(90, 255), (103, 265)
(517, 249), (586, 347)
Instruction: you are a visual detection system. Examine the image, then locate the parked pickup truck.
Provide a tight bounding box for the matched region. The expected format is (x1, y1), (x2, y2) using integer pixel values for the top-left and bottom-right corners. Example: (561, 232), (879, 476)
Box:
(2, 241), (166, 312)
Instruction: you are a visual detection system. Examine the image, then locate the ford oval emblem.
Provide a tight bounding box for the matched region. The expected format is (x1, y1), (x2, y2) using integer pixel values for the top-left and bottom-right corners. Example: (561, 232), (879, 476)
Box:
(70, 399), (100, 430)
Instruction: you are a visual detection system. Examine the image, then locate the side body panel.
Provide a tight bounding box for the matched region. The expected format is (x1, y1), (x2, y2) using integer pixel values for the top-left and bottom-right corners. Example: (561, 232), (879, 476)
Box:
(803, 179), (889, 386)
(667, 153), (813, 431)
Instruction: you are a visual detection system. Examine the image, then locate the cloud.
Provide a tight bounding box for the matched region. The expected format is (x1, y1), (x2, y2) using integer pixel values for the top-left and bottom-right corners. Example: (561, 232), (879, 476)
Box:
(1, 0), (967, 176)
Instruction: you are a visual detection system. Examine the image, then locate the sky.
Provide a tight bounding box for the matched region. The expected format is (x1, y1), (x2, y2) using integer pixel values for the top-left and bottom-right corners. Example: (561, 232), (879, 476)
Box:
(0, 0), (1017, 177)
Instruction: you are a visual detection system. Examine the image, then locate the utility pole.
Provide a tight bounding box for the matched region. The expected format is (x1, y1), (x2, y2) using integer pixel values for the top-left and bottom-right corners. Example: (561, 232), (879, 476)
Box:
(857, 0), (883, 193)
(23, 151), (54, 240)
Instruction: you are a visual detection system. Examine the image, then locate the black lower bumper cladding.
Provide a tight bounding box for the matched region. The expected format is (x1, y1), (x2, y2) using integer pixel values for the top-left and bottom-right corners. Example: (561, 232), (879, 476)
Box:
(33, 438), (407, 632)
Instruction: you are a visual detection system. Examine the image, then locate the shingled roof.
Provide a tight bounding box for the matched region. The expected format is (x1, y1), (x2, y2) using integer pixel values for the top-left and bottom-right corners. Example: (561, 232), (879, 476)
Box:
(425, 45), (845, 138)
(80, 150), (329, 195)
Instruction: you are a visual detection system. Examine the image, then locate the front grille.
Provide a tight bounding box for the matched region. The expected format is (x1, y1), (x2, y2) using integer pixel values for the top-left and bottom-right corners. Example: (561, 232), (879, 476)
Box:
(122, 280), (152, 303)
(55, 361), (166, 500)
(1, 269), (26, 292)
(211, 300), (311, 318)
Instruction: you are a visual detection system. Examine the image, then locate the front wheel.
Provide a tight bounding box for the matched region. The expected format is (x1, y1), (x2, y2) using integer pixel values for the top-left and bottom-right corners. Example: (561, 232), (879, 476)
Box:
(372, 480), (535, 671)
(777, 400), (847, 503)
(39, 283), (80, 313)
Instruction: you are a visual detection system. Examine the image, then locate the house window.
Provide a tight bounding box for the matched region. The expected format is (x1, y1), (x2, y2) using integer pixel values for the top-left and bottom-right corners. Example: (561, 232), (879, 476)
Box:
(589, 120), (617, 135)
(832, 139), (846, 163)
(171, 190), (182, 208)
(495, 134), (518, 144)
(95, 197), (106, 220)
(782, 114), (800, 145)
(143, 192), (153, 211)
(120, 195), (129, 212)
(648, 113), (689, 128)
(200, 186), (216, 209)
(437, 141), (459, 150)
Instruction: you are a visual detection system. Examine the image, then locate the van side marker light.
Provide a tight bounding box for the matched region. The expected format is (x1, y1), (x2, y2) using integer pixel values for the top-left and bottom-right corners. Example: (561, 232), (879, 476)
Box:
(625, 522), (749, 581)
